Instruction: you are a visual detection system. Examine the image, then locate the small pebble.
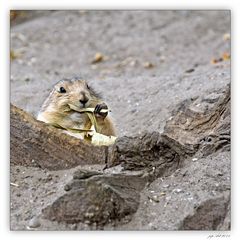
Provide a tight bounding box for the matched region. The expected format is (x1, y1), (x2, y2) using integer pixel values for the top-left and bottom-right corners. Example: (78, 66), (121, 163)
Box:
(28, 217), (41, 228)
(91, 52), (104, 64)
(192, 158), (198, 162)
(153, 196), (160, 202)
(46, 175), (53, 181)
(71, 224), (77, 230)
(64, 184), (72, 191)
(223, 33), (230, 41)
(129, 60), (137, 66)
(165, 196), (171, 201)
(143, 61), (154, 68)
(185, 68), (195, 73)
(159, 56), (166, 62)
(174, 188), (183, 193)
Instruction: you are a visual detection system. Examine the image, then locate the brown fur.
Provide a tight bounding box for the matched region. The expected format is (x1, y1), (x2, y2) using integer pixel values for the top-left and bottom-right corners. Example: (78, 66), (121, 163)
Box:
(37, 78), (117, 136)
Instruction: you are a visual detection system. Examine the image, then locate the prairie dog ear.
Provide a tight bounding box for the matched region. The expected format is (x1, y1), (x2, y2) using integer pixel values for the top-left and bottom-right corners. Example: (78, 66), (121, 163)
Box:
(81, 79), (88, 85)
(86, 82), (90, 89)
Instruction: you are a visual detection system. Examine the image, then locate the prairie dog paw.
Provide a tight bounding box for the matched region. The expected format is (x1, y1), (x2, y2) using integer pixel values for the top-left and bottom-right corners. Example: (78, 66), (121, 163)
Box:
(94, 103), (108, 118)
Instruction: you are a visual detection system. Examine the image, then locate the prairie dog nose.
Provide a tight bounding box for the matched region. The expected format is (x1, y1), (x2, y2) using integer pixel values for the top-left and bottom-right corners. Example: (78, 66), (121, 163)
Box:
(79, 91), (89, 105)
(79, 98), (89, 105)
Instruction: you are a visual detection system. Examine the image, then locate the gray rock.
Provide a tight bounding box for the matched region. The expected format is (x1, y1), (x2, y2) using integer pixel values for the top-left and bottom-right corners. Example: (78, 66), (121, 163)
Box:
(42, 172), (147, 226)
(28, 217), (41, 228)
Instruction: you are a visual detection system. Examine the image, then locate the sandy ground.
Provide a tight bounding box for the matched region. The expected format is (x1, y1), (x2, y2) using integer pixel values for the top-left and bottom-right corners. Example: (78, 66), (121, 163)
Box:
(10, 10), (230, 230)
(10, 10), (230, 135)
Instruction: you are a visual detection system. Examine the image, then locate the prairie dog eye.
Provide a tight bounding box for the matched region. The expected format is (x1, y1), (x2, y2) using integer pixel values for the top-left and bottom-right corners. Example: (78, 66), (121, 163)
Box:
(59, 87), (66, 93)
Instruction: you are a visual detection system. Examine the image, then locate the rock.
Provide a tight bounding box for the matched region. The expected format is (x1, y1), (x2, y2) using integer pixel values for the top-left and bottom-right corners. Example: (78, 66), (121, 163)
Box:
(28, 217), (41, 228)
(70, 223), (78, 230)
(73, 169), (102, 180)
(179, 193), (230, 230)
(42, 171), (147, 226)
(173, 188), (183, 193)
(162, 85), (230, 157)
(10, 104), (107, 170)
(217, 200), (231, 230)
(143, 62), (154, 68)
(91, 52), (104, 64)
(223, 33), (230, 41)
(108, 131), (181, 176)
(64, 184), (72, 192)
(185, 68), (195, 73)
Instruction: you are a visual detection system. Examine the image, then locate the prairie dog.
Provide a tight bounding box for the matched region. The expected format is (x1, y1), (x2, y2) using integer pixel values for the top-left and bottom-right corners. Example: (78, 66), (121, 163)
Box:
(37, 77), (117, 137)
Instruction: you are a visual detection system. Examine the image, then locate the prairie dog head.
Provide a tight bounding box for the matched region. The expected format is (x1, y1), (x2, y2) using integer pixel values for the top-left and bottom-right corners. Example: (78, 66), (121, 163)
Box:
(39, 78), (101, 115)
